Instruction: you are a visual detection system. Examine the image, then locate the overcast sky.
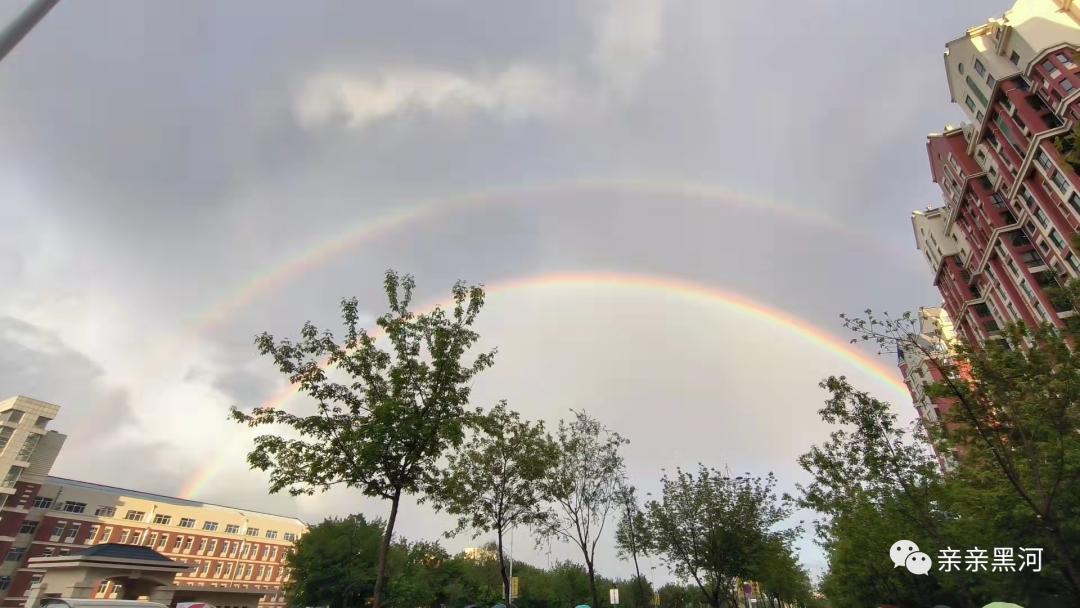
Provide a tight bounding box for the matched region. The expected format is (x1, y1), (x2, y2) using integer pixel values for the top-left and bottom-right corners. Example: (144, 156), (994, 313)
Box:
(0, 0), (1010, 584)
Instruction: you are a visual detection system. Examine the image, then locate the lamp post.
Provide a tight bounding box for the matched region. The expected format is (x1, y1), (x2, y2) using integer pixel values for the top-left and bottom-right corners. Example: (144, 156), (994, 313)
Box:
(0, 0), (61, 63)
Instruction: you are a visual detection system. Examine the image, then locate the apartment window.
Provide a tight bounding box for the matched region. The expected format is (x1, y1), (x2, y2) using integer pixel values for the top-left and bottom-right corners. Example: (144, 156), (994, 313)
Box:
(246, 528), (260, 537)
(1037, 150), (1053, 171)
(198, 538), (207, 552)
(215, 562), (223, 577)
(16, 434), (40, 460)
(201, 561), (210, 575)
(224, 563), (233, 577)
(230, 542), (239, 557)
(19, 520), (38, 535)
(974, 59), (986, 77)
(51, 523), (65, 539)
(65, 522), (81, 542)
(965, 95), (977, 112)
(242, 544), (251, 559)
(257, 565), (265, 579)
(1044, 60), (1062, 78)
(261, 546), (269, 559)
(1050, 229), (1067, 248)
(147, 533), (158, 547)
(124, 510), (146, 522)
(119, 529), (130, 544)
(2, 466), (25, 488)
(1069, 253), (1080, 275)
(62, 501), (87, 514)
(987, 73), (996, 89)
(184, 537), (193, 551)
(267, 566), (275, 580)
(158, 534), (169, 549)
(1065, 79), (1078, 94)
(131, 532), (142, 545)
(1035, 207), (1050, 227)
(0, 576), (11, 591)
(265, 530), (278, 540)
(42, 547), (55, 557)
(1057, 52), (1077, 68)
(101, 527), (113, 542)
(179, 518), (196, 529)
(208, 539), (217, 553)
(1010, 51), (1021, 65)
(97, 581), (109, 595)
(270, 547), (278, 560)
(246, 564), (254, 577)
(225, 524), (240, 534)
(153, 514), (172, 525)
(7, 410), (24, 424)
(203, 521), (219, 532)
(86, 524), (99, 543)
(0, 427), (13, 451)
(174, 536), (184, 549)
(221, 540), (230, 556)
(6, 547), (26, 562)
(1053, 170), (1069, 192)
(283, 533), (296, 542)
(95, 506), (116, 517)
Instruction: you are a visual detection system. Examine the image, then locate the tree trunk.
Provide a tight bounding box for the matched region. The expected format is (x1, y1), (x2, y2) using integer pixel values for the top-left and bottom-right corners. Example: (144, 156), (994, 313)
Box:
(497, 530), (511, 606)
(372, 488), (402, 608)
(586, 558), (600, 608)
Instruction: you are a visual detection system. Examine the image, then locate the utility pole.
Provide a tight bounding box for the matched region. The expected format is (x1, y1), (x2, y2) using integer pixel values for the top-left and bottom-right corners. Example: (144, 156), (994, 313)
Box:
(0, 0), (61, 63)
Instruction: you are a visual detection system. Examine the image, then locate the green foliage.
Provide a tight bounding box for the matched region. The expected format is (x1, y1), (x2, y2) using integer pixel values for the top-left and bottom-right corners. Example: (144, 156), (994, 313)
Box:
(540, 410), (629, 608)
(231, 270), (496, 608)
(283, 515), (384, 608)
(641, 465), (796, 608)
(1053, 123), (1080, 173)
(428, 401), (559, 605)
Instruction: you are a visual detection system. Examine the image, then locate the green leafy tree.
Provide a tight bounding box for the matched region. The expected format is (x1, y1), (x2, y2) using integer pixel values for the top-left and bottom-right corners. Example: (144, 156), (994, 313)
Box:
(844, 306), (1080, 600)
(614, 484), (651, 608)
(756, 538), (813, 608)
(231, 271), (496, 608)
(428, 401), (559, 606)
(283, 515), (385, 608)
(540, 410), (629, 608)
(641, 465), (794, 608)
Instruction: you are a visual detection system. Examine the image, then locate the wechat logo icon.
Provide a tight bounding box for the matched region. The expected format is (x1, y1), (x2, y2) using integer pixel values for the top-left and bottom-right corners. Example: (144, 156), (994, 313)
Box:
(891, 540), (933, 575)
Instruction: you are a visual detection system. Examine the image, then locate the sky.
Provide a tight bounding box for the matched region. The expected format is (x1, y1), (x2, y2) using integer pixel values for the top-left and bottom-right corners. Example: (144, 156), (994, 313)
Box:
(0, 0), (1012, 585)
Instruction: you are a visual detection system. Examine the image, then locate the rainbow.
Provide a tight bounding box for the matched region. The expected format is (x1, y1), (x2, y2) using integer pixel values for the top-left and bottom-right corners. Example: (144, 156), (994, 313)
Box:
(173, 179), (891, 341)
(177, 271), (909, 500)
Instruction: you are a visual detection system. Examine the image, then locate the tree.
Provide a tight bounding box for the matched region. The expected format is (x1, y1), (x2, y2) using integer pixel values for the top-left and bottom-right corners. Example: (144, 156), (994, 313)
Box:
(428, 401), (559, 606)
(843, 307), (1080, 600)
(614, 484), (651, 608)
(756, 538), (813, 608)
(231, 270), (496, 608)
(283, 515), (385, 608)
(642, 465), (794, 608)
(541, 410), (628, 608)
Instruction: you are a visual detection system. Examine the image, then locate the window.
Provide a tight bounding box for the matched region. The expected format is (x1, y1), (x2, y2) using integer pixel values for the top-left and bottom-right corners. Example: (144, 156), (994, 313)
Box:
(1037, 150), (1053, 171)
(215, 562), (224, 576)
(225, 524), (240, 534)
(987, 73), (996, 88)
(2, 466), (25, 488)
(51, 523), (65, 538)
(124, 510), (146, 522)
(6, 547), (26, 562)
(1051, 229), (1067, 248)
(174, 535), (184, 549)
(95, 506), (116, 517)
(1053, 170), (1069, 192)
(7, 410), (24, 424)
(270, 547), (278, 560)
(16, 434), (40, 460)
(974, 59), (986, 76)
(179, 518), (196, 529)
(86, 524), (99, 543)
(0, 576), (11, 591)
(131, 532), (141, 545)
(1044, 60), (1062, 78)
(257, 565), (265, 579)
(1035, 207), (1050, 227)
(42, 547), (55, 557)
(283, 533), (297, 542)
(62, 501), (87, 514)
(201, 561), (210, 575)
(1058, 52), (1077, 68)
(64, 522), (81, 542)
(1064, 79), (1077, 94)
(101, 527), (113, 542)
(203, 521), (219, 532)
(153, 514), (172, 525)
(1068, 253), (1080, 274)
(246, 527), (260, 537)
(158, 534), (169, 549)
(184, 537), (193, 551)
(1010, 51), (1021, 65)
(265, 530), (278, 540)
(224, 563), (233, 577)
(33, 416), (48, 428)
(119, 530), (130, 544)
(965, 95), (977, 112)
(0, 427), (13, 451)
(261, 546), (269, 559)
(20, 521), (38, 535)
(208, 539), (217, 553)
(242, 544), (251, 559)
(97, 581), (109, 595)
(29, 573), (43, 585)
(198, 538), (207, 552)
(246, 564), (254, 577)
(147, 533), (158, 547)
